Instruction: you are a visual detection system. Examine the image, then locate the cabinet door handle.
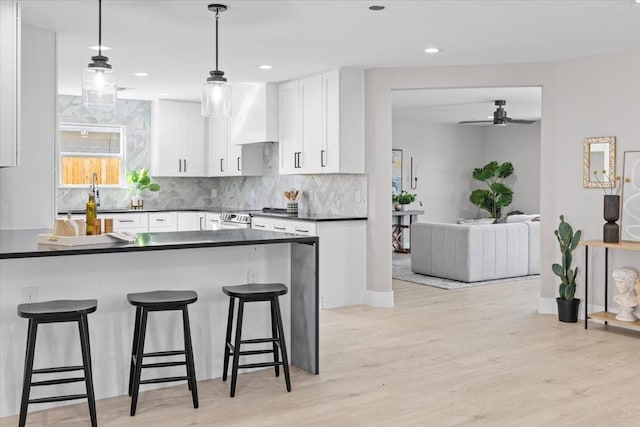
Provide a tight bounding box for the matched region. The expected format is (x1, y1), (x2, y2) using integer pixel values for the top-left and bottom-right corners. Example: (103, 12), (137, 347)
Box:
(184, 159), (187, 172)
(178, 159), (182, 172)
(220, 158), (224, 172)
(321, 150), (326, 167)
(118, 219), (135, 223)
(274, 226), (287, 231)
(253, 224), (265, 228)
(293, 152), (298, 168)
(295, 228), (309, 233)
(298, 152), (303, 168)
(237, 156), (241, 171)
(199, 216), (204, 231)
(156, 218), (165, 222)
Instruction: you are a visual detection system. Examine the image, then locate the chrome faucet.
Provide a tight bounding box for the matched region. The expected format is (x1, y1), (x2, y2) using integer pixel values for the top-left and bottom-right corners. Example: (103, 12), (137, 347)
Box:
(91, 172), (101, 207)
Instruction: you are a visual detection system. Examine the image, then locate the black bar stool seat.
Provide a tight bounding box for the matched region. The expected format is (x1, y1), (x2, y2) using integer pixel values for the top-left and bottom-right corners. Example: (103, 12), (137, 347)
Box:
(17, 299), (98, 427)
(222, 283), (291, 397)
(127, 290), (198, 416)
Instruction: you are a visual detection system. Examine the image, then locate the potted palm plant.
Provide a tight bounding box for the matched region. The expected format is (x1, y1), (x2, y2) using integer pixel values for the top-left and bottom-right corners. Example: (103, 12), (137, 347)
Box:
(126, 168), (160, 209)
(553, 215), (582, 322)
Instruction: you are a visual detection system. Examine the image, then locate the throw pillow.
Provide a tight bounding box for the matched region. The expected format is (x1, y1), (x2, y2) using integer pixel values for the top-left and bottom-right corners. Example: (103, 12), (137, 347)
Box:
(506, 214), (540, 223)
(456, 218), (496, 225)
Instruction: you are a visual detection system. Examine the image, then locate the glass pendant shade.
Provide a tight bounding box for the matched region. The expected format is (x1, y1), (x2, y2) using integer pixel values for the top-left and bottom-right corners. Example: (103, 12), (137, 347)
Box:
(202, 79), (231, 117)
(82, 66), (116, 108)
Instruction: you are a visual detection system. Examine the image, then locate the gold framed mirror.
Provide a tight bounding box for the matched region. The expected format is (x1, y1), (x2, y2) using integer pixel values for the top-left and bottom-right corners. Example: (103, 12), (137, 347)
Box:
(583, 136), (616, 188)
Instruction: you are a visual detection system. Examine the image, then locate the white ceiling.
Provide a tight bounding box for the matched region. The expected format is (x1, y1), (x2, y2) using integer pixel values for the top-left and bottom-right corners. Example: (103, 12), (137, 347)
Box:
(21, 0), (640, 106)
(392, 87), (542, 125)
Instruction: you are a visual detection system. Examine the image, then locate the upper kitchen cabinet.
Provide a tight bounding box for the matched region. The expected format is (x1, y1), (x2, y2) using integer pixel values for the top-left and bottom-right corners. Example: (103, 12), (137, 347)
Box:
(151, 100), (205, 177)
(206, 117), (263, 177)
(0, 0), (20, 167)
(229, 82), (278, 145)
(278, 67), (364, 175)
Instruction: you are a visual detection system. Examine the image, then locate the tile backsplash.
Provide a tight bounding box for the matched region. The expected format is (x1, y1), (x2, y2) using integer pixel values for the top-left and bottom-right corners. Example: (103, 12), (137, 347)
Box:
(57, 96), (367, 216)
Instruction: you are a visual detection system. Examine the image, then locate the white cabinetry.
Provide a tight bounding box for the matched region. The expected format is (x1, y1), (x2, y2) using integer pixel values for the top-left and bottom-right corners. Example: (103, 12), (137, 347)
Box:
(108, 213), (149, 233)
(253, 216), (366, 308)
(206, 117), (263, 177)
(250, 216), (271, 230)
(204, 212), (221, 230)
(151, 100), (205, 177)
(148, 211), (178, 232)
(0, 0), (20, 167)
(278, 68), (364, 175)
(177, 211), (206, 231)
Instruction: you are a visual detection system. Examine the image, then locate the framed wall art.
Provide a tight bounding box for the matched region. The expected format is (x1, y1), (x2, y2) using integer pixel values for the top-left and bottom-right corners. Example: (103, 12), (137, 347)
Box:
(392, 149), (403, 196)
(620, 150), (640, 242)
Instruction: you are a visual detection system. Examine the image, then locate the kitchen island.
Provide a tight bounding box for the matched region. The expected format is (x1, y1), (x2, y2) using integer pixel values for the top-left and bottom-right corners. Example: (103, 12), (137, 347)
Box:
(0, 229), (318, 417)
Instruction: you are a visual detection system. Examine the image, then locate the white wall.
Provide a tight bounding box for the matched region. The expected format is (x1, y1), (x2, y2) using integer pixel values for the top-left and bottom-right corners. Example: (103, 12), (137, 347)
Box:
(365, 48), (640, 310)
(482, 121), (541, 215)
(0, 27), (56, 230)
(392, 111), (484, 222)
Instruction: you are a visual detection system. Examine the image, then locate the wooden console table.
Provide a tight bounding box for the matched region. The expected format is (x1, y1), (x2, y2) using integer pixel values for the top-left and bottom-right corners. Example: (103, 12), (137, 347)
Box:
(580, 240), (640, 331)
(392, 210), (424, 253)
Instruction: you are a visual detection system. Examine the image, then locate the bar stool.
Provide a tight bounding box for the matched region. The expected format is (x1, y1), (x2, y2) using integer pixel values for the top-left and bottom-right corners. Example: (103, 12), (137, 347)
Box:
(222, 283), (291, 397)
(127, 290), (199, 416)
(17, 299), (98, 427)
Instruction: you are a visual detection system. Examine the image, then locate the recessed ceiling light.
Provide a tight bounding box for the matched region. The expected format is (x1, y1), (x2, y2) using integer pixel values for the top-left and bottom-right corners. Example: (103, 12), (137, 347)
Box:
(258, 65), (273, 70)
(133, 72), (149, 77)
(424, 47), (442, 54)
(159, 93), (169, 96)
(88, 45), (111, 51)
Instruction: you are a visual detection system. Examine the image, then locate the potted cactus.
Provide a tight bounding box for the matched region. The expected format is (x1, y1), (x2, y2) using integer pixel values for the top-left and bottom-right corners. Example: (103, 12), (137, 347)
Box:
(552, 215), (582, 323)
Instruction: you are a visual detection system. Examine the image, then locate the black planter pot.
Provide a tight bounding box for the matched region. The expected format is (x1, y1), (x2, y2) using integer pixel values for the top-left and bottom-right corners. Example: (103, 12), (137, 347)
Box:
(556, 297), (581, 323)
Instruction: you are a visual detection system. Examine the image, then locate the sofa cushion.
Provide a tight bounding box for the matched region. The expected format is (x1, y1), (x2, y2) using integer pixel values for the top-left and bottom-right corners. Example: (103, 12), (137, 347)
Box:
(525, 221), (540, 275)
(411, 222), (530, 282)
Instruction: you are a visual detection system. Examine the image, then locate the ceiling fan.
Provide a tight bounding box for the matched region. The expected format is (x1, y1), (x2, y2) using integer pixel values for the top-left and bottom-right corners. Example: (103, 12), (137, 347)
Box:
(458, 100), (536, 126)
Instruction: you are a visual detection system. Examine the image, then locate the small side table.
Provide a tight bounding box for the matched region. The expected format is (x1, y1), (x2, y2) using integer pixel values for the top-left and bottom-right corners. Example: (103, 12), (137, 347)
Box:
(392, 210), (424, 253)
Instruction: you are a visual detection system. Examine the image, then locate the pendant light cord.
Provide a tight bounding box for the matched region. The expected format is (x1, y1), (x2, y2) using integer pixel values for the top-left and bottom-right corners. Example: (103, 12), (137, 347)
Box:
(98, 0), (102, 56)
(215, 8), (220, 72)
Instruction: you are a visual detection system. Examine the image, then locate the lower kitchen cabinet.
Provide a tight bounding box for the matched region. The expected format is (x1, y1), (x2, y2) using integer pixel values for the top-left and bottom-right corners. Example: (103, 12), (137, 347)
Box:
(252, 216), (365, 309)
(148, 212), (178, 232)
(177, 211), (206, 231)
(204, 212), (221, 230)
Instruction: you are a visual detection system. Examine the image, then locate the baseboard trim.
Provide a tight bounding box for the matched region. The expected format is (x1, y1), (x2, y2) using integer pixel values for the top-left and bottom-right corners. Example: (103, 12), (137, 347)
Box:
(364, 289), (394, 307)
(538, 297), (606, 320)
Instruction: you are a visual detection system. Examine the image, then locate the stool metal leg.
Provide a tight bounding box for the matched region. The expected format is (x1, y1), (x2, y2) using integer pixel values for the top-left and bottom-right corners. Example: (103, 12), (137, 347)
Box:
(270, 299), (280, 377)
(181, 306), (198, 408)
(78, 315), (98, 427)
(130, 308), (149, 416)
(274, 297), (291, 392)
(128, 307), (141, 397)
(230, 299), (244, 398)
(222, 296), (235, 382)
(18, 319), (38, 427)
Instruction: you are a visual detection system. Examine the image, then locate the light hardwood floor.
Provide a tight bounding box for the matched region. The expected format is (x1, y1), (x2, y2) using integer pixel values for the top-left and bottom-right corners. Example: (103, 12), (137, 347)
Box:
(3, 278), (639, 426)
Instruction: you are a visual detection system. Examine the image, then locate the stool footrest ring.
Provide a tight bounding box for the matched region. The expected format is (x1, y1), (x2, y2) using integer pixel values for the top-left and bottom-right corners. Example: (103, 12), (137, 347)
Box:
(139, 376), (190, 385)
(29, 394), (88, 404)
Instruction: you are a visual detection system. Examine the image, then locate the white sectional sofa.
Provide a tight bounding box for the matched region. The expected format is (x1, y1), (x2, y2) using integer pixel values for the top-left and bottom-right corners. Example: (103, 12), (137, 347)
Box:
(410, 221), (540, 282)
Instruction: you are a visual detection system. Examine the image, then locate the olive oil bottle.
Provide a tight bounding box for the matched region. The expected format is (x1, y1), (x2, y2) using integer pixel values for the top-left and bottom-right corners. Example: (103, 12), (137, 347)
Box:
(86, 192), (97, 235)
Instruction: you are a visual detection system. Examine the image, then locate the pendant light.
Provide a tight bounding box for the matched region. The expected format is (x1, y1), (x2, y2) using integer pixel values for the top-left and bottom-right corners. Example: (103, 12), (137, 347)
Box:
(82, 0), (116, 108)
(202, 4), (231, 118)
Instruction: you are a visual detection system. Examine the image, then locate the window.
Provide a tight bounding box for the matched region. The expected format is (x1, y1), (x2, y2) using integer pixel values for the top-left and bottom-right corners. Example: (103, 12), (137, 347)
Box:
(59, 123), (125, 187)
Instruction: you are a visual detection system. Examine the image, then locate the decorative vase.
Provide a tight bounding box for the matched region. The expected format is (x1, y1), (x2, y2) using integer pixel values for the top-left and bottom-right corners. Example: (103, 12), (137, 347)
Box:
(394, 203), (402, 211)
(556, 297), (581, 323)
(400, 204), (408, 211)
(603, 195), (620, 243)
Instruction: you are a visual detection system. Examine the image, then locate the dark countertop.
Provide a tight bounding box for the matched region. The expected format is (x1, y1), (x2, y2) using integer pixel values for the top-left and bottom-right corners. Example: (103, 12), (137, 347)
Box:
(58, 207), (254, 215)
(250, 212), (368, 222)
(0, 229), (318, 259)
